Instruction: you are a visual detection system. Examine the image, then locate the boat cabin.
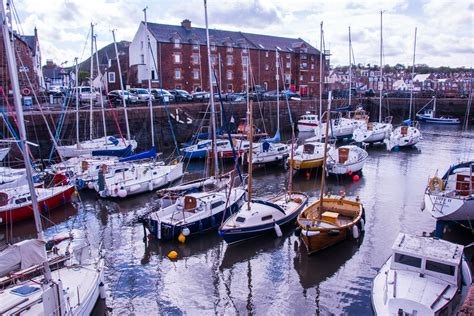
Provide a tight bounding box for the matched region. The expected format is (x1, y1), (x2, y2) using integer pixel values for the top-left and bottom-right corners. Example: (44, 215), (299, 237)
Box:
(390, 233), (463, 286)
(444, 164), (474, 197)
(300, 114), (318, 122)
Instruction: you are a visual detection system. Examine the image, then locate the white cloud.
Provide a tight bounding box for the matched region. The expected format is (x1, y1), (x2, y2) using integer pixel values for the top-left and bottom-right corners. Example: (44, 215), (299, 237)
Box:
(10, 0), (473, 68)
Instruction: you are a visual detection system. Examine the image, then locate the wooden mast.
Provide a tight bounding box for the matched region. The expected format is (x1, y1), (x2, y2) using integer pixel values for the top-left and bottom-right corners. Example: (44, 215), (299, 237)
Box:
(316, 91), (332, 221)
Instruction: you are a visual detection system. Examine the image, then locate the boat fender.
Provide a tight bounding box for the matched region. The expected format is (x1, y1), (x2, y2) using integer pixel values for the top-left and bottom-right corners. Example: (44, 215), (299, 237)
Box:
(352, 225), (360, 239)
(359, 219), (365, 232)
(88, 181), (95, 190)
(178, 233), (186, 243)
(461, 259), (471, 285)
(302, 229), (320, 237)
(99, 282), (106, 299)
(274, 222), (282, 237)
(182, 227), (190, 236)
(429, 177), (444, 191)
(148, 182), (154, 192)
(117, 189), (127, 198)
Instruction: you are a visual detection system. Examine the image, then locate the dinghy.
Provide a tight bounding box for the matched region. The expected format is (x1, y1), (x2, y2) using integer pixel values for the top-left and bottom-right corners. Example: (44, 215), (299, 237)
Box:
(372, 233), (472, 315)
(326, 145), (368, 175)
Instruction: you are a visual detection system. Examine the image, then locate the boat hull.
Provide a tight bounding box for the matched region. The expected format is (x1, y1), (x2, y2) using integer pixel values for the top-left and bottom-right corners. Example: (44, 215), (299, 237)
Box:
(288, 158), (323, 170)
(416, 115), (461, 125)
(0, 186), (75, 224)
(298, 122), (318, 132)
(424, 193), (474, 221)
(300, 227), (350, 254)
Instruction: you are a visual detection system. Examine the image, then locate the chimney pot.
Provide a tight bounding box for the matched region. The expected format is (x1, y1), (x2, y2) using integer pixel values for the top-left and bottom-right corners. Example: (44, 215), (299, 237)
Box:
(181, 19), (192, 30)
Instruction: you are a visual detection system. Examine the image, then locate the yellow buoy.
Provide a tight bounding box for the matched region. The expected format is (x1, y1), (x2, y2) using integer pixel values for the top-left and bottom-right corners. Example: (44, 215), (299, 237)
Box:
(178, 233), (186, 244)
(167, 251), (178, 260)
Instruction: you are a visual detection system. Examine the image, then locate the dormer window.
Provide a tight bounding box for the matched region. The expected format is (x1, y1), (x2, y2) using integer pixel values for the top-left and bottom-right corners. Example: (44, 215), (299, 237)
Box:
(211, 44), (216, 51)
(174, 38), (181, 48)
(265, 51), (269, 58)
(193, 43), (199, 50)
(226, 45), (233, 53)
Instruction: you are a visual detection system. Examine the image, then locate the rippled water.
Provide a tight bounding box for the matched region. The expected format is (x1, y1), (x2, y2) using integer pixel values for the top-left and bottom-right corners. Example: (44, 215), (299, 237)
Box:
(2, 125), (473, 315)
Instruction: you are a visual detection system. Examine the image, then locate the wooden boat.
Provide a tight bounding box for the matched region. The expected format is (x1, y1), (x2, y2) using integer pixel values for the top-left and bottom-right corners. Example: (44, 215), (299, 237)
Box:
(288, 142), (326, 170)
(372, 233), (472, 315)
(296, 92), (365, 255)
(297, 195), (364, 254)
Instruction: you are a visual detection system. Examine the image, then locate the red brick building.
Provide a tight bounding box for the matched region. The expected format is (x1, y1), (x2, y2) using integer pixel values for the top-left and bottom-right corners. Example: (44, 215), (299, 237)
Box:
(0, 29), (43, 97)
(129, 19), (328, 97)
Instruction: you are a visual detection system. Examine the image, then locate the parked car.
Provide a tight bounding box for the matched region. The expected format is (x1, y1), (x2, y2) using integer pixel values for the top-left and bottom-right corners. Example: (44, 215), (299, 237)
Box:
(76, 86), (97, 104)
(47, 85), (65, 96)
(192, 91), (210, 102)
(169, 89), (193, 102)
(129, 88), (155, 102)
(151, 89), (175, 103)
(224, 92), (245, 103)
(108, 90), (138, 105)
(263, 90), (301, 100)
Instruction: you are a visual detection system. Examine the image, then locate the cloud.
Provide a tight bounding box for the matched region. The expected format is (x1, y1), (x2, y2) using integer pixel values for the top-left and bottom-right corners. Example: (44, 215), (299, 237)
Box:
(10, 0), (473, 68)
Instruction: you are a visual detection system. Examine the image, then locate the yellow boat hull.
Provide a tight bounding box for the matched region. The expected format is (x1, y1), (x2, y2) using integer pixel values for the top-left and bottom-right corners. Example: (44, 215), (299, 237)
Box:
(288, 158), (323, 170)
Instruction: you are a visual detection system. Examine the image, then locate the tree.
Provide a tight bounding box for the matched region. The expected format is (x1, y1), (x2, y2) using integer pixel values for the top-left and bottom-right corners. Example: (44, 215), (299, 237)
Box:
(78, 71), (90, 85)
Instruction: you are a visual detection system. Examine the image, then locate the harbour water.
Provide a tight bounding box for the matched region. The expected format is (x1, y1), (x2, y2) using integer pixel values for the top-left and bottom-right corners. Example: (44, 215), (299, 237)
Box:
(1, 124), (473, 315)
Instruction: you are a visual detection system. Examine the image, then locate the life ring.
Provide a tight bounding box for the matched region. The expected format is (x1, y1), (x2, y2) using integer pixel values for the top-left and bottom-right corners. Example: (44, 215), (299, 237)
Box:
(22, 87), (30, 96)
(429, 177), (444, 191)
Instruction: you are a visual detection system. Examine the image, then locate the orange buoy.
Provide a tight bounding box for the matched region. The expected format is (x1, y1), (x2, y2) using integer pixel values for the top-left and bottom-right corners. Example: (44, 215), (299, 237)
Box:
(178, 233), (186, 243)
(167, 251), (178, 260)
(353, 175), (360, 182)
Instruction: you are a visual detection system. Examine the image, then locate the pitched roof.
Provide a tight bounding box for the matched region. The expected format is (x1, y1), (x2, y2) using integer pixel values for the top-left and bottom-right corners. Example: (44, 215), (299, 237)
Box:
(145, 21), (320, 55)
(20, 35), (36, 53)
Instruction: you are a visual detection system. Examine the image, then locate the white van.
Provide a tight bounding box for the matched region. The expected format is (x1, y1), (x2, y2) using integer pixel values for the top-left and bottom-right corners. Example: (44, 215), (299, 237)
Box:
(76, 86), (97, 104)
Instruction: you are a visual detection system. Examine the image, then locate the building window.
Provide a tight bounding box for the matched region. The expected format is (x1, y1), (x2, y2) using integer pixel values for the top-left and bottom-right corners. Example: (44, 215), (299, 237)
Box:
(193, 43), (199, 50)
(286, 62), (290, 69)
(193, 70), (199, 80)
(211, 55), (216, 64)
(311, 56), (314, 61)
(301, 54), (307, 60)
(211, 44), (216, 51)
(227, 46), (233, 53)
(226, 55), (233, 66)
(174, 54), (181, 64)
(192, 54), (199, 65)
(242, 56), (249, 66)
(299, 75), (303, 81)
(285, 74), (291, 83)
(176, 85), (182, 89)
(265, 51), (269, 58)
(108, 72), (116, 83)
(141, 41), (144, 49)
(227, 84), (233, 92)
(151, 70), (156, 80)
(265, 64), (269, 71)
(311, 64), (315, 70)
(311, 75), (315, 81)
(243, 48), (248, 54)
(140, 54), (145, 64)
(226, 70), (233, 80)
(174, 38), (181, 48)
(286, 53), (291, 59)
(175, 69), (181, 79)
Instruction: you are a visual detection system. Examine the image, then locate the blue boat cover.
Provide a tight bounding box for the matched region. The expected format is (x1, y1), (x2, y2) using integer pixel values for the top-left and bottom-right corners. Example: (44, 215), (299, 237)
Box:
(92, 145), (133, 157)
(108, 136), (119, 145)
(402, 119), (412, 126)
(262, 129), (281, 143)
(119, 147), (156, 162)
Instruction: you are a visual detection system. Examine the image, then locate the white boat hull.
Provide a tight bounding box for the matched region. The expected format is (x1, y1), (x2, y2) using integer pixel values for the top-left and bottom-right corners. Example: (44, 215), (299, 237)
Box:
(385, 126), (421, 151)
(57, 137), (137, 158)
(424, 193), (474, 221)
(297, 122), (318, 132)
(353, 123), (392, 144)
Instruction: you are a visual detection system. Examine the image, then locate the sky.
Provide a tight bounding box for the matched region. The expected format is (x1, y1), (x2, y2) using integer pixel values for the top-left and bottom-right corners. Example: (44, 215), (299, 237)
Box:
(10, 0), (474, 68)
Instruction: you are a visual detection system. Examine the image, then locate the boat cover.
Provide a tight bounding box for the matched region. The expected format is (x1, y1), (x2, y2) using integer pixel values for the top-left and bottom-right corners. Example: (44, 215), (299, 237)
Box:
(119, 147), (157, 162)
(262, 129), (281, 143)
(0, 239), (46, 277)
(92, 144), (133, 157)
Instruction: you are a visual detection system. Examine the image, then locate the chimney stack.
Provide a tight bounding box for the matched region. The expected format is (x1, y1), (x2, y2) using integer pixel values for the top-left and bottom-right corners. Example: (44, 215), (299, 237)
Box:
(181, 19), (192, 30)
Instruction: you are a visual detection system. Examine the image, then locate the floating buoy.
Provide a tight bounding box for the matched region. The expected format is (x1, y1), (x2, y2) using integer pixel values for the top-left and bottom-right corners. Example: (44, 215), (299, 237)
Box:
(148, 182), (154, 191)
(167, 251), (178, 260)
(274, 223), (282, 237)
(182, 227), (190, 236)
(353, 175), (360, 182)
(348, 171), (353, 176)
(352, 225), (360, 239)
(178, 233), (186, 243)
(99, 282), (106, 299)
(306, 172), (311, 180)
(117, 189), (127, 198)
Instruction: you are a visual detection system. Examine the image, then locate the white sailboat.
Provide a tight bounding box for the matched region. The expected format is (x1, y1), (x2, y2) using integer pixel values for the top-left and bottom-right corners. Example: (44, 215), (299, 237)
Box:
(372, 233), (472, 315)
(326, 145), (368, 175)
(386, 27), (421, 151)
(0, 4), (105, 313)
(56, 24), (136, 158)
(312, 111), (357, 141)
(94, 8), (183, 199)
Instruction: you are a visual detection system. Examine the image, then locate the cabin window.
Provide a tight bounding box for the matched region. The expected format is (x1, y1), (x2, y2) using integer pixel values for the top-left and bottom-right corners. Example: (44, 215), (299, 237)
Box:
(426, 260), (455, 276)
(394, 253), (421, 268)
(236, 216), (246, 223)
(261, 215), (272, 221)
(211, 201), (225, 209)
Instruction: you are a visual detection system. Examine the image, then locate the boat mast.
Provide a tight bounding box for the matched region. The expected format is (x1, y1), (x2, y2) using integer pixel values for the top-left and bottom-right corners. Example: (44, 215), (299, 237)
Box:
(276, 48), (280, 131)
(1, 0), (52, 280)
(112, 29), (131, 142)
(319, 21), (323, 121)
(143, 7), (155, 149)
(204, 0), (218, 177)
(348, 26), (352, 107)
(433, 96), (436, 117)
(316, 91), (332, 221)
(247, 60), (253, 209)
(378, 11), (383, 123)
(75, 57), (80, 147)
(89, 23), (94, 140)
(409, 27), (417, 121)
(94, 35), (107, 141)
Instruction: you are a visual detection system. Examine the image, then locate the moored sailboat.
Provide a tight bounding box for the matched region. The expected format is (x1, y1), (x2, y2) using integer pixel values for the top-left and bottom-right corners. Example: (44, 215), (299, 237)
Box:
(296, 92), (365, 255)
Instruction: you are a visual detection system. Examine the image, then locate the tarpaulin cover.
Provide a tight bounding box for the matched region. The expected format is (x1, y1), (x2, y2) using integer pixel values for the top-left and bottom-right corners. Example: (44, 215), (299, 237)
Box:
(0, 239), (46, 277)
